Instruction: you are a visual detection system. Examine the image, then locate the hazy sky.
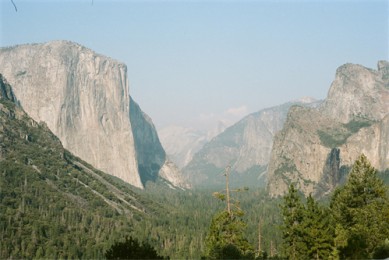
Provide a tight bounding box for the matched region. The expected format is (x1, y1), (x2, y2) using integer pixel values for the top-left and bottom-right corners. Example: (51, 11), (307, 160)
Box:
(1, 0), (388, 130)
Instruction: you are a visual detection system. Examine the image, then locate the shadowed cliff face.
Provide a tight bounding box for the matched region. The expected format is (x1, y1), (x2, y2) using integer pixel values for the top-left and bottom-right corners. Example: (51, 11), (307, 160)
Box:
(129, 97), (166, 186)
(323, 148), (341, 190)
(267, 61), (389, 197)
(0, 74), (17, 103)
(0, 41), (185, 189)
(315, 148), (349, 197)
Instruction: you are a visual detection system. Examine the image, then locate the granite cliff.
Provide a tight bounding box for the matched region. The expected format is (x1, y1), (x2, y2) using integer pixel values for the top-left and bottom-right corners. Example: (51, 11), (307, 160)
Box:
(267, 61), (389, 197)
(0, 74), (170, 258)
(0, 41), (185, 189)
(183, 99), (320, 187)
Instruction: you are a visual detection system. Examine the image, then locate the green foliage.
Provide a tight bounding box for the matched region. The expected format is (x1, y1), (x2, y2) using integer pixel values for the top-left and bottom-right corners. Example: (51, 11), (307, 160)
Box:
(317, 129), (351, 148)
(274, 157), (299, 186)
(274, 161), (298, 178)
(105, 236), (165, 259)
(133, 181), (282, 259)
(318, 118), (374, 148)
(280, 155), (389, 260)
(280, 184), (306, 260)
(0, 82), (285, 259)
(300, 195), (333, 259)
(205, 210), (254, 259)
(0, 98), (162, 258)
(204, 175), (254, 259)
(372, 239), (389, 259)
(378, 169), (389, 185)
(280, 186), (334, 260)
(330, 154), (389, 259)
(344, 118), (374, 133)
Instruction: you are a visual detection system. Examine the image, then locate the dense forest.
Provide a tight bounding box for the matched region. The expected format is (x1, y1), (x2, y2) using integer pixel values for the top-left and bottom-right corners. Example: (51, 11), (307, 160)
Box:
(1, 76), (389, 259)
(0, 78), (283, 259)
(0, 90), (161, 258)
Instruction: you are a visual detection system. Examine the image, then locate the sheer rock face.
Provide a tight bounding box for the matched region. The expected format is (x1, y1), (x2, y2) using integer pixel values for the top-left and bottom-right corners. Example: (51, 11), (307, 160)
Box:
(183, 99), (320, 187)
(129, 97), (189, 188)
(0, 41), (184, 189)
(267, 61), (389, 197)
(321, 61), (389, 123)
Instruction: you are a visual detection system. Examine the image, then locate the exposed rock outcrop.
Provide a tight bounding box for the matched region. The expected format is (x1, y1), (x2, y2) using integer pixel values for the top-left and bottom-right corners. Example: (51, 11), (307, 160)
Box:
(321, 61), (389, 123)
(0, 74), (17, 103)
(267, 61), (389, 197)
(0, 41), (185, 189)
(183, 99), (320, 187)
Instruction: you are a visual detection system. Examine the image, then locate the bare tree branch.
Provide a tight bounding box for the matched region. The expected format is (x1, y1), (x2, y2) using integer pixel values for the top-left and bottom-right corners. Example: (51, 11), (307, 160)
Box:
(11, 0), (17, 12)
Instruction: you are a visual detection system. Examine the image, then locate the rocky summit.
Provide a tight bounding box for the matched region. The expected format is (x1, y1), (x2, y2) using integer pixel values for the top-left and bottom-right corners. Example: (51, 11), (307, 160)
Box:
(267, 61), (389, 197)
(0, 41), (186, 189)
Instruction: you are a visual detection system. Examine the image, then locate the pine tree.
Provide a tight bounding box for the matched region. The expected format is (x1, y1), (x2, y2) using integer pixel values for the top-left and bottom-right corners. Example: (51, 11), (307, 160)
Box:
(204, 166), (254, 259)
(330, 154), (389, 259)
(280, 184), (306, 260)
(205, 210), (253, 259)
(301, 195), (333, 259)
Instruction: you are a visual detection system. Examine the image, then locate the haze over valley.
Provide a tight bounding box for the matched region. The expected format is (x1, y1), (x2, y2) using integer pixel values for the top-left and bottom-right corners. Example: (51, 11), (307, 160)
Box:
(1, 1), (388, 259)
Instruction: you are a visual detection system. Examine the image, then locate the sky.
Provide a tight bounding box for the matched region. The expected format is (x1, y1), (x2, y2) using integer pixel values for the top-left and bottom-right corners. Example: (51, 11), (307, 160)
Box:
(1, 0), (388, 131)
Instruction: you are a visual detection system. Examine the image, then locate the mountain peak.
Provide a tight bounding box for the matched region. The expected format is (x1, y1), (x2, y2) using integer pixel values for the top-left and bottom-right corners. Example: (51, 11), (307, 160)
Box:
(322, 61), (389, 123)
(267, 61), (389, 197)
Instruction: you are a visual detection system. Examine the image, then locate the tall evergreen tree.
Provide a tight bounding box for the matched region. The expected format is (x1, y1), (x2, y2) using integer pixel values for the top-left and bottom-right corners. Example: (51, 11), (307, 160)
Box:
(301, 195), (333, 259)
(280, 184), (306, 260)
(330, 154), (389, 259)
(205, 210), (253, 259)
(204, 166), (254, 259)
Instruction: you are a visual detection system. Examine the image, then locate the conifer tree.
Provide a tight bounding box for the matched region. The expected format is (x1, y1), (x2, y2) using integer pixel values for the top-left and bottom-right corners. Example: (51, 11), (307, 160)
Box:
(301, 195), (333, 259)
(280, 184), (306, 260)
(330, 154), (389, 259)
(204, 166), (254, 259)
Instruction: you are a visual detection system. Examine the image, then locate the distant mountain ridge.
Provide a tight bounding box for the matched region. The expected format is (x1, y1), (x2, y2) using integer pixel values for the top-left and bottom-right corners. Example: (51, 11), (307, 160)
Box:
(159, 126), (209, 169)
(183, 98), (321, 187)
(267, 61), (389, 197)
(0, 40), (186, 189)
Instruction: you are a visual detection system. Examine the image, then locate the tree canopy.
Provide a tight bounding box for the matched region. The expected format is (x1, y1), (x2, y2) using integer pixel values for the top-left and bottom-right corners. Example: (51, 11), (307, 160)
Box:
(330, 154), (389, 259)
(105, 236), (165, 259)
(280, 154), (389, 259)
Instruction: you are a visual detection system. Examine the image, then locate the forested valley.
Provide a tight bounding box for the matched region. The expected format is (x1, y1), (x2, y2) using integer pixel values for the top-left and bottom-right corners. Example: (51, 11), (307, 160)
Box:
(0, 81), (282, 259)
(1, 75), (389, 259)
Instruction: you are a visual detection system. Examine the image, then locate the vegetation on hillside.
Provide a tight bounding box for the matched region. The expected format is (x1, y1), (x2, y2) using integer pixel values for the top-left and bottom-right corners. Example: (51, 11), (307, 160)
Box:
(0, 90), (164, 258)
(0, 76), (283, 259)
(1, 76), (388, 259)
(280, 154), (389, 259)
(318, 118), (374, 148)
